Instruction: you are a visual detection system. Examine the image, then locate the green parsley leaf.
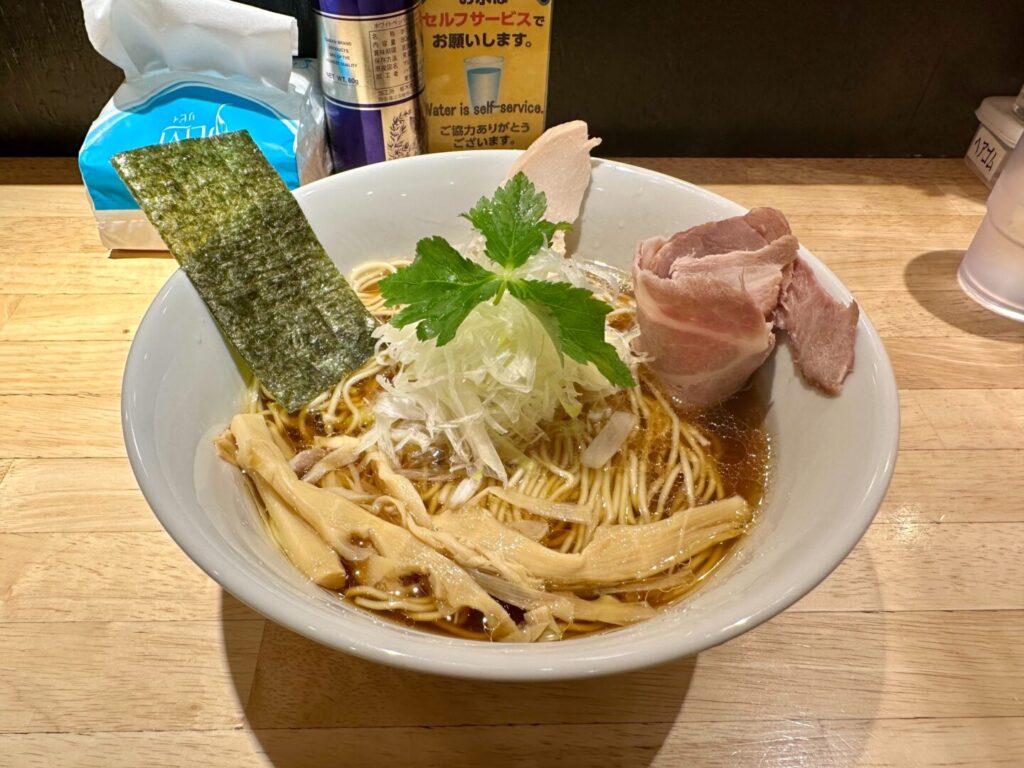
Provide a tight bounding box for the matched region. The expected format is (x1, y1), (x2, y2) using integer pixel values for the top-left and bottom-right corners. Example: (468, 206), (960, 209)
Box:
(378, 236), (500, 345)
(378, 178), (636, 390)
(462, 172), (570, 269)
(508, 279), (636, 388)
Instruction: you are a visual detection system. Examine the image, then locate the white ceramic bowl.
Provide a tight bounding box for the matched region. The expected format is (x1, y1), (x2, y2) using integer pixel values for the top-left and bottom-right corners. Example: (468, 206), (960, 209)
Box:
(123, 151), (899, 681)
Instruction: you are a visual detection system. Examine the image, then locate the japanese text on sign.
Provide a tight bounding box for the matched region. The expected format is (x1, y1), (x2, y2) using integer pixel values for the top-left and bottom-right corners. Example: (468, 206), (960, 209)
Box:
(420, 0), (552, 153)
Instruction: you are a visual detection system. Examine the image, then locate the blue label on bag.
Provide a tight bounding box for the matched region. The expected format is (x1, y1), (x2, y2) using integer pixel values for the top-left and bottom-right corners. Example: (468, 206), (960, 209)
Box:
(80, 83), (298, 211)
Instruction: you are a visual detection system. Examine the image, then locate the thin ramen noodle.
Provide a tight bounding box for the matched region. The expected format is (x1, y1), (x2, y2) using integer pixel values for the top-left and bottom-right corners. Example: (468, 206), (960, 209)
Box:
(219, 260), (770, 642)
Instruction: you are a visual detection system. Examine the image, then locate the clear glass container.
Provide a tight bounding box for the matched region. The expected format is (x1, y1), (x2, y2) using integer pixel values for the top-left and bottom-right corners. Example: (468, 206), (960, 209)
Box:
(959, 139), (1024, 322)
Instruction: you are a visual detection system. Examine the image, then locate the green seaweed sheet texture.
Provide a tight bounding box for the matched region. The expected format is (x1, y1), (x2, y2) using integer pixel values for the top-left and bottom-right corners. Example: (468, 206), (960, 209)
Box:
(112, 130), (377, 412)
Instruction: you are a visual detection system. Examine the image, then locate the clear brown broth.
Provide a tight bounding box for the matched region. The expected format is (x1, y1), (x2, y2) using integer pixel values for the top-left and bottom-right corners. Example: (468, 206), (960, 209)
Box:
(358, 380), (771, 639)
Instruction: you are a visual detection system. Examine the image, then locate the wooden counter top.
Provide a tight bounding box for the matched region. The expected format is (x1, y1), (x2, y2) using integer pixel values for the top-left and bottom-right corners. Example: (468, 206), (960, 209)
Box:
(1, 157), (1021, 767)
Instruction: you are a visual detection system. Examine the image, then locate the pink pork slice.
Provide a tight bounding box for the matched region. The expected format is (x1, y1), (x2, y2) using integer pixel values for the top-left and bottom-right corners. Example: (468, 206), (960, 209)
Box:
(633, 209), (793, 406)
(775, 258), (860, 395)
(634, 269), (776, 408)
(633, 207), (858, 405)
(669, 235), (800, 317)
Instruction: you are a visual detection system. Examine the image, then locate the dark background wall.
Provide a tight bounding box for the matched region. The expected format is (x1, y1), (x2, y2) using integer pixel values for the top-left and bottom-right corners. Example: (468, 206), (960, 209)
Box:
(1, 0), (1022, 157)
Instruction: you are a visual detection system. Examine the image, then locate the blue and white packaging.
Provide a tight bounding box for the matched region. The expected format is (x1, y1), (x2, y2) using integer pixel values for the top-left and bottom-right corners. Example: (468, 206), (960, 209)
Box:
(79, 0), (331, 250)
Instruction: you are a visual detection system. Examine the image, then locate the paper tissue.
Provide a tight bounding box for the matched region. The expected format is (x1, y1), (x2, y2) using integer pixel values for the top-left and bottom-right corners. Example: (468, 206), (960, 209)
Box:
(78, 0), (330, 250)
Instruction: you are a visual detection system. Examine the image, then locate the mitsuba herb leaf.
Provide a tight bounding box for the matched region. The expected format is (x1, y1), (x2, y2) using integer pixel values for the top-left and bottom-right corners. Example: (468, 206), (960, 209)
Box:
(379, 175), (636, 389)
(507, 279), (635, 388)
(462, 172), (571, 269)
(378, 236), (501, 345)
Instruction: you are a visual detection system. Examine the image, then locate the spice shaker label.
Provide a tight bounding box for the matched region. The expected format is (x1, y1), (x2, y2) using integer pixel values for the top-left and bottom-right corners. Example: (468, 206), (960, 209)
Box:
(967, 123), (1007, 185)
(420, 0), (553, 152)
(314, 1), (426, 171)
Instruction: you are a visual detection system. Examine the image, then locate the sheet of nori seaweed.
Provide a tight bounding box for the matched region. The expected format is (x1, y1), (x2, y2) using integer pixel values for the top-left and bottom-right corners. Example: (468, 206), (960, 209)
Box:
(112, 130), (377, 412)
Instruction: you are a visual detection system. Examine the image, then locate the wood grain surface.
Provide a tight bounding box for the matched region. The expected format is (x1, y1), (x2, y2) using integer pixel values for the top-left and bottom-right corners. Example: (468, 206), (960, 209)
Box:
(1, 157), (1022, 767)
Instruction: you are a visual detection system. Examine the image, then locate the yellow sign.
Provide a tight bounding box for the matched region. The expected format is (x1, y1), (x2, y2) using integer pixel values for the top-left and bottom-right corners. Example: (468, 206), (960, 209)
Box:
(420, 0), (553, 152)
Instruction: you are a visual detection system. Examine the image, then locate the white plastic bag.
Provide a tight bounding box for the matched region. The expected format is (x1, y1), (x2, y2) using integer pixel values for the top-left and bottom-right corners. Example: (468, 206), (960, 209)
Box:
(78, 0), (330, 250)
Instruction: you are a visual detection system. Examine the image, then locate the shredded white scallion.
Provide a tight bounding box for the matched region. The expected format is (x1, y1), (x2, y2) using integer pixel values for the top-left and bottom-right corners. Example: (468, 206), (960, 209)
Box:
(369, 244), (643, 483)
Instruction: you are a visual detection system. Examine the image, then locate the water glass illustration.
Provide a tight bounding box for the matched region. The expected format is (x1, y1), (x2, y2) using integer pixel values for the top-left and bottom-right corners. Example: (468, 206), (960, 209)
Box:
(464, 56), (504, 109)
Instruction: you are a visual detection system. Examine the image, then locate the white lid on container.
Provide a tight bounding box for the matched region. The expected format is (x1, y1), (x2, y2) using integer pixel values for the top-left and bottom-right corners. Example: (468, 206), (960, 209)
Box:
(975, 97), (1024, 147)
